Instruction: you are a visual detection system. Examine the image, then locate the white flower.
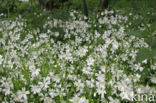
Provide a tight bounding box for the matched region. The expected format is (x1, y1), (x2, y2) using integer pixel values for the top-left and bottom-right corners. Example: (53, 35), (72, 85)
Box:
(79, 97), (89, 103)
(17, 88), (30, 100)
(121, 54), (128, 61)
(13, 93), (21, 102)
(133, 74), (141, 82)
(120, 91), (130, 100)
(31, 85), (41, 94)
(129, 50), (138, 59)
(119, 26), (125, 33)
(39, 93), (55, 103)
(100, 66), (106, 73)
(40, 33), (48, 38)
(30, 68), (40, 77)
(150, 76), (156, 84)
(74, 80), (84, 91)
(98, 18), (104, 24)
(134, 63), (144, 72)
(69, 95), (80, 103)
(112, 40), (119, 50)
(104, 10), (108, 14)
(76, 46), (88, 57)
(120, 89), (134, 101)
(70, 96), (89, 103)
(151, 63), (156, 70)
(95, 72), (105, 82)
(105, 38), (113, 47)
(86, 79), (94, 88)
(0, 55), (3, 65)
(43, 97), (55, 103)
(70, 12), (74, 17)
(116, 81), (126, 92)
(29, 63), (35, 70)
(96, 87), (106, 98)
(52, 75), (61, 83)
(108, 97), (120, 103)
(54, 32), (59, 37)
(67, 74), (77, 80)
(39, 77), (50, 90)
(49, 89), (57, 98)
(20, 0), (29, 2)
(3, 86), (11, 95)
(82, 66), (91, 74)
(137, 87), (144, 94)
(142, 59), (147, 64)
(96, 81), (106, 89)
(86, 56), (95, 66)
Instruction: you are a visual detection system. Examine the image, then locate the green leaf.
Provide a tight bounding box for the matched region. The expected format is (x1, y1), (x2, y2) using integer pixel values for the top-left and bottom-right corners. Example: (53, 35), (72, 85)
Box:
(44, 0), (51, 4)
(127, 30), (143, 38)
(136, 48), (156, 62)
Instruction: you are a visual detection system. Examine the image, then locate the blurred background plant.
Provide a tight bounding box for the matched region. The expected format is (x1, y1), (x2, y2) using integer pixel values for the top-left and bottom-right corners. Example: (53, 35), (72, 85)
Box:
(0, 0), (19, 17)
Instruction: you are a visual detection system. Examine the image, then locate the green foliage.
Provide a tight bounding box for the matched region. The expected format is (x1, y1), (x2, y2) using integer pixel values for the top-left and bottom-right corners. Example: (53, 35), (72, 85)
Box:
(137, 48), (156, 62)
(0, 0), (19, 13)
(44, 0), (51, 4)
(110, 0), (156, 9)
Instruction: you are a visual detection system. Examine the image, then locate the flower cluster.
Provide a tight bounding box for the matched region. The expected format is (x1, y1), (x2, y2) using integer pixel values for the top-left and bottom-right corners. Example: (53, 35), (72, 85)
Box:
(0, 10), (155, 103)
